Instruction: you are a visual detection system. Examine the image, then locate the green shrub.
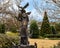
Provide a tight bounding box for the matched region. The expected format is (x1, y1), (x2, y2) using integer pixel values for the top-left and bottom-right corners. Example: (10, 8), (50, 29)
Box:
(30, 20), (39, 38)
(10, 26), (17, 33)
(0, 33), (19, 48)
(44, 34), (60, 38)
(0, 24), (5, 33)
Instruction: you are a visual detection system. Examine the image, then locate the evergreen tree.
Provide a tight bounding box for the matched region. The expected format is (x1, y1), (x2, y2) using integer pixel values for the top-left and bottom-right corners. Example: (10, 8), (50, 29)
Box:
(0, 23), (5, 33)
(40, 11), (51, 36)
(55, 23), (60, 33)
(30, 20), (39, 38)
(51, 26), (57, 34)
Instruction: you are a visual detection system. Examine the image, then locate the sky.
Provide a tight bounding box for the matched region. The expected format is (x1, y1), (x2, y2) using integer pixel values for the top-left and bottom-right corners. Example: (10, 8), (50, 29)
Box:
(21, 0), (34, 11)
(20, 0), (43, 22)
(0, 0), (60, 22)
(20, 0), (60, 22)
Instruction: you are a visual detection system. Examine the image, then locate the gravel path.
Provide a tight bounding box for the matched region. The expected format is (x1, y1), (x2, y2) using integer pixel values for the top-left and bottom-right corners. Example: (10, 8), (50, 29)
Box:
(29, 39), (60, 48)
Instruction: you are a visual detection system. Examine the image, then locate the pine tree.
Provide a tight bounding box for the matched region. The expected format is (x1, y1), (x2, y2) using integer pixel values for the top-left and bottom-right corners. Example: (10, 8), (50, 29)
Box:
(30, 20), (39, 38)
(51, 26), (57, 34)
(55, 23), (60, 33)
(40, 11), (51, 36)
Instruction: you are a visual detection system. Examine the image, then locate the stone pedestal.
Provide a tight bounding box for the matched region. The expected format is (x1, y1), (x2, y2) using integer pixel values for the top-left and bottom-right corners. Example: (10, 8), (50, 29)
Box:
(20, 45), (35, 48)
(13, 43), (37, 48)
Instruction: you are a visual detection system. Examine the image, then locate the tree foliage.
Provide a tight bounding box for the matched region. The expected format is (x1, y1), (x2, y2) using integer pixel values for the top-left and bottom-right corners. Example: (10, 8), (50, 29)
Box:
(30, 20), (39, 38)
(0, 23), (5, 33)
(40, 12), (52, 36)
(9, 25), (17, 33)
(0, 33), (19, 48)
(0, 0), (23, 32)
(51, 26), (57, 34)
(0, 0), (22, 32)
(55, 23), (60, 33)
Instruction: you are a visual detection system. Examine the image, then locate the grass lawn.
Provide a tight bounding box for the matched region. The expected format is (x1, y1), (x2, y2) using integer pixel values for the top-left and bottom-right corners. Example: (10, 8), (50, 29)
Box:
(4, 32), (60, 48)
(29, 38), (60, 48)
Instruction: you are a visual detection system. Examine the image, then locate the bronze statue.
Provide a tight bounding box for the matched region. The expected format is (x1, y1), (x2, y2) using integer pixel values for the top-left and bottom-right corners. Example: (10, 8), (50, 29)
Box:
(14, 3), (37, 48)
(16, 3), (31, 45)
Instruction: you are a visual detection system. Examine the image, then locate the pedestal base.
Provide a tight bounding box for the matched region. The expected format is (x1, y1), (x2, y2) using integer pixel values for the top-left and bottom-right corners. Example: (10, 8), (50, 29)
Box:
(20, 45), (36, 48)
(13, 44), (37, 48)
